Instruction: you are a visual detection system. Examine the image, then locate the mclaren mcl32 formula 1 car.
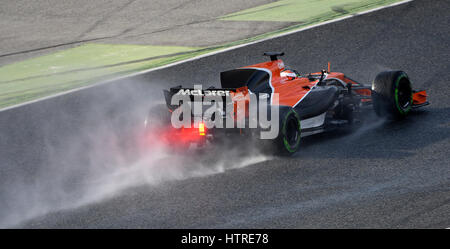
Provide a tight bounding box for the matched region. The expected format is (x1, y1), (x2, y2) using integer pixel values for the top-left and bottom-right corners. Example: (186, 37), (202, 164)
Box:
(150, 52), (428, 155)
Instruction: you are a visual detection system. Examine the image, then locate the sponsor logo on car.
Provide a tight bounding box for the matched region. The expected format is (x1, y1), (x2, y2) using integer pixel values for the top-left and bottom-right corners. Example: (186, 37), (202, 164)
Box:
(176, 89), (231, 96)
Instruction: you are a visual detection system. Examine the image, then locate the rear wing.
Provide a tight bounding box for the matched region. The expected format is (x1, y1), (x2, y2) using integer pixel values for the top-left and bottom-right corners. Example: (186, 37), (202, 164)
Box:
(163, 86), (247, 111)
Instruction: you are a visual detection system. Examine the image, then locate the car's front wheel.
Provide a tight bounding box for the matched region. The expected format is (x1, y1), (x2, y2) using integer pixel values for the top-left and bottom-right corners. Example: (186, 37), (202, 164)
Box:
(372, 70), (413, 119)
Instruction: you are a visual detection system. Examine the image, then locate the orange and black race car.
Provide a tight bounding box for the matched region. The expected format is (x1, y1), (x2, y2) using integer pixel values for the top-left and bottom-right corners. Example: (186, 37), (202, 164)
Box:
(155, 52), (428, 155)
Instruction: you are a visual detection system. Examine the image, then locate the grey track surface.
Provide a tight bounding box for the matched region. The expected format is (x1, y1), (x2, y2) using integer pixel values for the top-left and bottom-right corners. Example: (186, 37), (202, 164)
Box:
(2, 0), (450, 228)
(0, 0), (284, 65)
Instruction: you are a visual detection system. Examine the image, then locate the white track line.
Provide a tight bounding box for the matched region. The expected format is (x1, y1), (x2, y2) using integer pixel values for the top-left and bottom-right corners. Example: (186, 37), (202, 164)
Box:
(0, 0), (413, 112)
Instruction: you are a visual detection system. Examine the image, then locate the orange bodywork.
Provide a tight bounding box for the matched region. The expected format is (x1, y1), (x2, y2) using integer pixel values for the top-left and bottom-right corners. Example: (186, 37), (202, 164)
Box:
(242, 59), (372, 107)
(241, 59), (429, 108)
(244, 60), (318, 107)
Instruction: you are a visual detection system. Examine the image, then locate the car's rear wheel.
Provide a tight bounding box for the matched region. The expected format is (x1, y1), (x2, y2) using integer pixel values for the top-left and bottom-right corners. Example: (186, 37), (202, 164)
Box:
(372, 70), (413, 119)
(272, 107), (302, 156)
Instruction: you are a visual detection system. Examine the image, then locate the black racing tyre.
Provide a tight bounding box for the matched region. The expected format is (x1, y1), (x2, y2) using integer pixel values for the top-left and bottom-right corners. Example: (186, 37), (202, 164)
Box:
(270, 106), (301, 156)
(372, 70), (413, 119)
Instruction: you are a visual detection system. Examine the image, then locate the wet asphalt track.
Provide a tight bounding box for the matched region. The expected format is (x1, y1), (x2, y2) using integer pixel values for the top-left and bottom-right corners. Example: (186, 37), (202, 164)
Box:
(13, 0), (450, 228)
